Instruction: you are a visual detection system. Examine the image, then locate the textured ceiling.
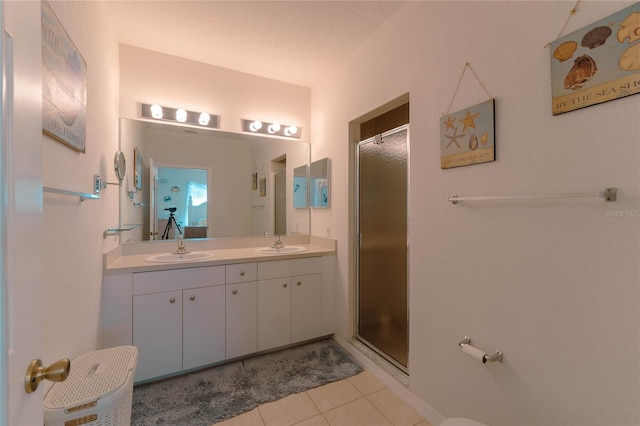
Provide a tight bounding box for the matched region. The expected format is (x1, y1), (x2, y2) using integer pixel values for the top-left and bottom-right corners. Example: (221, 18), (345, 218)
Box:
(105, 1), (406, 88)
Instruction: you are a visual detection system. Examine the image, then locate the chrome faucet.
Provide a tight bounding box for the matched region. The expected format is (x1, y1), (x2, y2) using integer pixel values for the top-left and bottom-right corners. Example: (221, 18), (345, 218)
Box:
(270, 235), (284, 249)
(173, 234), (190, 255)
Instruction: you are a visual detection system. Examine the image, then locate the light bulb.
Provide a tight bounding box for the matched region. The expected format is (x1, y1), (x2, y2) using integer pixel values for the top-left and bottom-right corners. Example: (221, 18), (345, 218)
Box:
(176, 109), (187, 122)
(268, 123), (281, 134)
(284, 125), (298, 136)
(249, 121), (263, 132)
(199, 112), (211, 126)
(150, 104), (163, 119)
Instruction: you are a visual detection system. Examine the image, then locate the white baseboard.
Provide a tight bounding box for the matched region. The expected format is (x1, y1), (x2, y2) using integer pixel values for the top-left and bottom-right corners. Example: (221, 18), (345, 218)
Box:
(333, 335), (446, 426)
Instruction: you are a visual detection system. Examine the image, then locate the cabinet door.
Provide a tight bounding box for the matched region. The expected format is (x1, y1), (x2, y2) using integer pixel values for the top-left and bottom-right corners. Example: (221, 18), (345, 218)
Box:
(258, 278), (291, 351)
(133, 291), (182, 382)
(183, 285), (226, 370)
(292, 274), (322, 343)
(226, 281), (257, 359)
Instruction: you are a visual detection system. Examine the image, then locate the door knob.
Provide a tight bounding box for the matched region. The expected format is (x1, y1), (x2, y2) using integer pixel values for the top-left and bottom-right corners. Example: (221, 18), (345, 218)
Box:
(25, 358), (70, 393)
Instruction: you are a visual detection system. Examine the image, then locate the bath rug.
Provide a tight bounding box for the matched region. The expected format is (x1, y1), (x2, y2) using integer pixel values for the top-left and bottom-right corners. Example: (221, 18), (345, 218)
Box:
(131, 338), (363, 425)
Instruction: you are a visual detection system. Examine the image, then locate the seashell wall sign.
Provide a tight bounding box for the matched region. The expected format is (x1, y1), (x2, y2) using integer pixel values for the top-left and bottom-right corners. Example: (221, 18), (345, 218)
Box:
(550, 2), (640, 115)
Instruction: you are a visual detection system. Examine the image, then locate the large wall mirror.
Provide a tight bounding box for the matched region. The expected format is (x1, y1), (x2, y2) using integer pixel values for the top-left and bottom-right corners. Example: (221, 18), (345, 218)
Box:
(119, 118), (310, 243)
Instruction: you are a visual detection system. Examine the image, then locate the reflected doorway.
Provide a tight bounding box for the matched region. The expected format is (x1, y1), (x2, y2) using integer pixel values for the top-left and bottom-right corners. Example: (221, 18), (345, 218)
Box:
(274, 169), (286, 235)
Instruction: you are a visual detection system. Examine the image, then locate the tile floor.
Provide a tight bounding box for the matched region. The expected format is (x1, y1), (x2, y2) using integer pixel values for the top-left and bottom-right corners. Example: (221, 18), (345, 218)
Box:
(213, 369), (431, 426)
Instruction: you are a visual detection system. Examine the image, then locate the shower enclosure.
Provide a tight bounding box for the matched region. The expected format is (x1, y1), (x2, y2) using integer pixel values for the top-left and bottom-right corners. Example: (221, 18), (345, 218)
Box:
(356, 124), (409, 372)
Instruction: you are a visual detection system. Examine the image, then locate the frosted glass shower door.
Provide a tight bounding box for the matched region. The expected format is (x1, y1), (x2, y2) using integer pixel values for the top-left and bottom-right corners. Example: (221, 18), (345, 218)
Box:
(356, 125), (408, 370)
(274, 169), (286, 235)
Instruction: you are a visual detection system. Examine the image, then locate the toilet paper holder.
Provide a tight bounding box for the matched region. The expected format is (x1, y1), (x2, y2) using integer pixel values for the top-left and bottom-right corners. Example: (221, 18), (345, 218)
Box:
(458, 336), (503, 363)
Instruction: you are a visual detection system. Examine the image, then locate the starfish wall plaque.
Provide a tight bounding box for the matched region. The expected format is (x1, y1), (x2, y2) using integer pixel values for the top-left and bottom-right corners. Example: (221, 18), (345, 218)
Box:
(440, 99), (496, 169)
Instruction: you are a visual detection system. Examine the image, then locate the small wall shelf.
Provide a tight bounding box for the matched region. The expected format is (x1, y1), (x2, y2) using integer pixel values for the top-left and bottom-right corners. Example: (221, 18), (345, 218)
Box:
(103, 224), (141, 238)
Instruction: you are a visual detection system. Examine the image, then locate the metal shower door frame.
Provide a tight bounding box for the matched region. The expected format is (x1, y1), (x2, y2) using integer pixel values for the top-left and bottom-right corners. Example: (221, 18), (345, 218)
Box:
(355, 123), (410, 374)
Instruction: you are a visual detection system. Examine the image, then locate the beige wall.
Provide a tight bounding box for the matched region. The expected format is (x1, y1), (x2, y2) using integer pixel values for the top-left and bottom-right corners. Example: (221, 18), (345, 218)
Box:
(119, 44), (311, 136)
(40, 1), (120, 366)
(312, 1), (640, 425)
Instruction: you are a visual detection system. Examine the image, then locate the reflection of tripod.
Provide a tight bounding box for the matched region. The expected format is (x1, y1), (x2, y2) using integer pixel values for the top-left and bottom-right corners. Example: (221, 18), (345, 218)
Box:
(162, 208), (183, 240)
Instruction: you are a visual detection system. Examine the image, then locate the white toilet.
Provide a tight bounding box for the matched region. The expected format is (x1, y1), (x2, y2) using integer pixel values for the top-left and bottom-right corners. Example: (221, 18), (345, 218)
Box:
(442, 418), (488, 426)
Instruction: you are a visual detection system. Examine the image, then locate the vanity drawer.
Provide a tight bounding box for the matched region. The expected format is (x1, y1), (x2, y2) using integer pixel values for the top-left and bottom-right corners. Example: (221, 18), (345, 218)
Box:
(133, 266), (225, 295)
(226, 262), (257, 284)
(258, 257), (322, 280)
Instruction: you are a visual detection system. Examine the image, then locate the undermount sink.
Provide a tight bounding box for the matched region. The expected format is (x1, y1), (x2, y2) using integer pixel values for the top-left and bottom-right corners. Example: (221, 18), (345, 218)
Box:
(255, 246), (307, 254)
(144, 252), (214, 263)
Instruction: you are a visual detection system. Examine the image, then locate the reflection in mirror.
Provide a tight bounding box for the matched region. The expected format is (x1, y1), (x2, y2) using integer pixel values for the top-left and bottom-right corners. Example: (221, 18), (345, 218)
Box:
(134, 147), (143, 190)
(119, 118), (310, 243)
(114, 150), (126, 184)
(309, 158), (330, 208)
(155, 166), (208, 240)
(293, 165), (308, 208)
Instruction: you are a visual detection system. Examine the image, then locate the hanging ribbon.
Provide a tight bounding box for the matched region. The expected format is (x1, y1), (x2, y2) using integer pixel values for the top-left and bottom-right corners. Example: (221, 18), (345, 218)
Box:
(544, 0), (581, 48)
(443, 62), (493, 116)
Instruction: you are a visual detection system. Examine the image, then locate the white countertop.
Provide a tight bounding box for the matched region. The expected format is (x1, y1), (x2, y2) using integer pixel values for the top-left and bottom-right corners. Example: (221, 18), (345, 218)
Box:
(103, 236), (336, 274)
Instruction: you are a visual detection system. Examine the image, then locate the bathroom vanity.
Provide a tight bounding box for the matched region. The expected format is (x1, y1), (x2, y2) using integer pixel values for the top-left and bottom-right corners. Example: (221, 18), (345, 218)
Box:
(101, 236), (336, 383)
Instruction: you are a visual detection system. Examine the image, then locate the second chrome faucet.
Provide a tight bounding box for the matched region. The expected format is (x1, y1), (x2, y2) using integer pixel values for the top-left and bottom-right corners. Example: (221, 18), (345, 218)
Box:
(270, 235), (284, 249)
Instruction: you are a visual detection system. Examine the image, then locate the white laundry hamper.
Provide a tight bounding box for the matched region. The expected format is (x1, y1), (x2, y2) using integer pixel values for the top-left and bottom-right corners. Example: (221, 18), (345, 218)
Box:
(44, 346), (138, 426)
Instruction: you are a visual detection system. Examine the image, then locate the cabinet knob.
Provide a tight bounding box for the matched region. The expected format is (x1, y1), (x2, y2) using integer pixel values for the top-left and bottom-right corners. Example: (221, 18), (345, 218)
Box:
(240, 271), (245, 276)
(283, 283), (288, 288)
(190, 295), (196, 301)
(170, 297), (176, 304)
(297, 281), (302, 286)
(232, 289), (238, 295)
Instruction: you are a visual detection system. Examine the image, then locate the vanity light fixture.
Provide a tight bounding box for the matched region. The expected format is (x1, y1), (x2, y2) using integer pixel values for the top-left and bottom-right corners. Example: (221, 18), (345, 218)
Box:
(249, 120), (263, 131)
(268, 123), (281, 134)
(242, 119), (301, 139)
(141, 103), (219, 129)
(175, 108), (187, 123)
(199, 112), (211, 126)
(284, 125), (298, 136)
(150, 104), (163, 119)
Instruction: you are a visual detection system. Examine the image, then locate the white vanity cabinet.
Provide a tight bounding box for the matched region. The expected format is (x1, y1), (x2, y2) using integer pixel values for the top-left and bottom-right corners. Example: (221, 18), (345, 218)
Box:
(257, 257), (323, 351)
(132, 266), (226, 382)
(101, 253), (336, 383)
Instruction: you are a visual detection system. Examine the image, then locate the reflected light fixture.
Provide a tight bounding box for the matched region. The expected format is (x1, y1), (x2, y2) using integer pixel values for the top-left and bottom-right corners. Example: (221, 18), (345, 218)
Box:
(141, 103), (219, 129)
(242, 119), (301, 139)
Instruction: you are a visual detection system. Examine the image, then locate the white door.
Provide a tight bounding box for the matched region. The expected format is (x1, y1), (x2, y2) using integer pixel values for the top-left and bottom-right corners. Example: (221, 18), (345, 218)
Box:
(257, 278), (291, 351)
(133, 291), (183, 382)
(148, 158), (157, 240)
(291, 274), (322, 343)
(2, 2), (45, 425)
(225, 281), (257, 359)
(182, 285), (226, 370)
